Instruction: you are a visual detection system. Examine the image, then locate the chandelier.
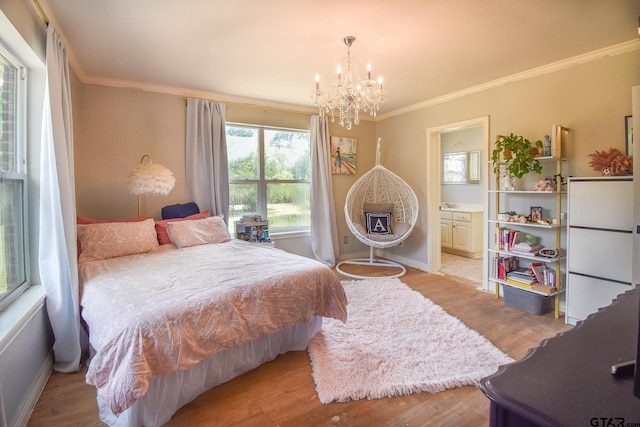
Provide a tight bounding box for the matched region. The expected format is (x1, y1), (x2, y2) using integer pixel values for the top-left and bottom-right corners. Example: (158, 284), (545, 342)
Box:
(312, 36), (387, 130)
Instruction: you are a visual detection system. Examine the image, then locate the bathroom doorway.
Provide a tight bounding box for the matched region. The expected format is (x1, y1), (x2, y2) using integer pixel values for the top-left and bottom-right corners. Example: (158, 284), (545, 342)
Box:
(439, 126), (484, 284)
(426, 116), (490, 291)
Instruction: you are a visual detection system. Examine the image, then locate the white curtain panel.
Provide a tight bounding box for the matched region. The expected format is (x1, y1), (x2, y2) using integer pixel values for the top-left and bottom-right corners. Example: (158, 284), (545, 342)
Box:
(185, 99), (229, 220)
(310, 115), (339, 266)
(39, 25), (83, 373)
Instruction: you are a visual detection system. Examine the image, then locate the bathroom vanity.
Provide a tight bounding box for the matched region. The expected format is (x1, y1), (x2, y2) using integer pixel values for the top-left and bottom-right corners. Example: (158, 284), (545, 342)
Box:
(440, 204), (483, 258)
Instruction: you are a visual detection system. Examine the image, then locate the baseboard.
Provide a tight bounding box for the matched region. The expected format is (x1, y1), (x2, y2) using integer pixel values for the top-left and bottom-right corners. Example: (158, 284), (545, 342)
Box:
(380, 252), (430, 272)
(337, 250), (430, 273)
(14, 351), (52, 427)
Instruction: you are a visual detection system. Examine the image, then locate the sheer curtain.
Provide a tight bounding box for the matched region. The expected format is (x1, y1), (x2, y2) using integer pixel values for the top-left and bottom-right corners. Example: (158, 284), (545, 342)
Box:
(39, 25), (83, 373)
(185, 99), (229, 220)
(310, 115), (339, 266)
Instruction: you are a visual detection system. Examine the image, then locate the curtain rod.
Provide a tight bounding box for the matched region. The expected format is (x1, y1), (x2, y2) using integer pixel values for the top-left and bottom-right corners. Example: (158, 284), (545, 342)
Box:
(33, 0), (49, 26)
(183, 97), (315, 117)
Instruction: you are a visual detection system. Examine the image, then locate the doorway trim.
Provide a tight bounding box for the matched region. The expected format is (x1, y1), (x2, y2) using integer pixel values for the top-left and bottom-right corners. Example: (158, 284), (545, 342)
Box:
(426, 116), (490, 291)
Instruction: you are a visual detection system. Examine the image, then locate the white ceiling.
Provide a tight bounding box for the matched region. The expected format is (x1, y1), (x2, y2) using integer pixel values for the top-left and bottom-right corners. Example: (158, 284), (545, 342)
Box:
(38, 0), (640, 116)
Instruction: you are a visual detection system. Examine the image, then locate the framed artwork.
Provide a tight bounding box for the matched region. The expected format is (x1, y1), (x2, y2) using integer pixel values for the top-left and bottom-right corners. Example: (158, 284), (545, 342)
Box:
(331, 136), (356, 174)
(625, 115), (633, 156)
(530, 206), (542, 222)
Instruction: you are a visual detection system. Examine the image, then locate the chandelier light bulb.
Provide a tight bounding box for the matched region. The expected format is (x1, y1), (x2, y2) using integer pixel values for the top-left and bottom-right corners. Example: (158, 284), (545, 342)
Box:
(311, 36), (387, 129)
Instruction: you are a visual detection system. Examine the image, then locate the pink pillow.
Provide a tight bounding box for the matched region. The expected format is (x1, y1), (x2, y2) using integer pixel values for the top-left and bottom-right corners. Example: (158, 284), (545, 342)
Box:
(167, 216), (230, 248)
(155, 211), (210, 245)
(77, 218), (159, 262)
(76, 216), (151, 257)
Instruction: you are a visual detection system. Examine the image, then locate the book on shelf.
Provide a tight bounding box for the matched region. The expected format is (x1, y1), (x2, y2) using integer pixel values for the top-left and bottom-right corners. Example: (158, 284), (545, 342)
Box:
(494, 228), (525, 251)
(544, 268), (557, 288)
(492, 255), (518, 280)
(530, 262), (546, 284)
(506, 270), (538, 285)
(511, 243), (542, 255)
(505, 278), (535, 289)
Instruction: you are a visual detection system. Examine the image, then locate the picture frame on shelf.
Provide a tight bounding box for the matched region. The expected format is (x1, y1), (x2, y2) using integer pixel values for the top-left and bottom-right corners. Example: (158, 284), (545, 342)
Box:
(625, 115), (633, 156)
(530, 206), (542, 222)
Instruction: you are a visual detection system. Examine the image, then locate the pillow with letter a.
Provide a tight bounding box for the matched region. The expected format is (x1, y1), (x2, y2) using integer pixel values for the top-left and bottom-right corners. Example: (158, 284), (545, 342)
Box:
(365, 212), (392, 235)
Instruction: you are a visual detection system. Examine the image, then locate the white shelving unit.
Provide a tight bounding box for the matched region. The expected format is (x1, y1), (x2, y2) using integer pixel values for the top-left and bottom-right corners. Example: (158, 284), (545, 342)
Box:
(487, 127), (569, 318)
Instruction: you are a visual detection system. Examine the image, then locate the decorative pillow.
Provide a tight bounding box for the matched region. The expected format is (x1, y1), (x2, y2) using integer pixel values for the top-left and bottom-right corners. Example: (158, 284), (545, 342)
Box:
(167, 216), (231, 248)
(161, 202), (200, 220)
(76, 216), (151, 257)
(360, 202), (394, 226)
(155, 211), (210, 245)
(77, 218), (159, 262)
(392, 222), (411, 237)
(365, 212), (392, 235)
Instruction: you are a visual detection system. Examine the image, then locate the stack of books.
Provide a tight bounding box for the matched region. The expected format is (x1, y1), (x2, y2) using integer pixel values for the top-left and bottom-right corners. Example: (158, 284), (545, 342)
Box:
(505, 269), (538, 287)
(511, 242), (542, 255)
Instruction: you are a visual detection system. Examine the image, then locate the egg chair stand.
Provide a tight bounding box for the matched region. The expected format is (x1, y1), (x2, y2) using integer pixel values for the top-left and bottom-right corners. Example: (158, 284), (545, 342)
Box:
(336, 247), (407, 279)
(335, 138), (419, 280)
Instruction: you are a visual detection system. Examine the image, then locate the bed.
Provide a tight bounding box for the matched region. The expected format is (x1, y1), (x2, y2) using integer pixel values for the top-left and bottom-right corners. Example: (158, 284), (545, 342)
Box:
(76, 216), (348, 426)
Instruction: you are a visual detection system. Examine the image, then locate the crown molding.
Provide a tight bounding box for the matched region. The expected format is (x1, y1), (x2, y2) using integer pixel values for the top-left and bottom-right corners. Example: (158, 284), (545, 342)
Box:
(377, 39), (640, 121)
(65, 36), (638, 121)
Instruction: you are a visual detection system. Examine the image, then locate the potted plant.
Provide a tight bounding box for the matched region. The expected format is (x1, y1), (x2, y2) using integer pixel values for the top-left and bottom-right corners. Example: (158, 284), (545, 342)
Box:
(492, 133), (544, 181)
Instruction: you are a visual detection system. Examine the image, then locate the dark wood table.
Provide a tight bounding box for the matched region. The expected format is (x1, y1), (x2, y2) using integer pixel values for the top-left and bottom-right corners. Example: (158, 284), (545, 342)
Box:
(479, 287), (640, 427)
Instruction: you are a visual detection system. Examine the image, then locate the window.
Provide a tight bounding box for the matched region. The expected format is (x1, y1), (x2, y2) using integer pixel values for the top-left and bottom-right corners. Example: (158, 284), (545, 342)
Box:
(226, 124), (311, 235)
(0, 44), (29, 310)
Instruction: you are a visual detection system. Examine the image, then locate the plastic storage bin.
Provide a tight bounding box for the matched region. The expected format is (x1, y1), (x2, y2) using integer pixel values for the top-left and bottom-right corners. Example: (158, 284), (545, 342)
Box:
(503, 285), (552, 315)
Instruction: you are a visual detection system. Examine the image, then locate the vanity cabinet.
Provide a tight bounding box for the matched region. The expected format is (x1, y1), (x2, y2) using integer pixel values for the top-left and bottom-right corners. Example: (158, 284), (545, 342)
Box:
(441, 210), (482, 258)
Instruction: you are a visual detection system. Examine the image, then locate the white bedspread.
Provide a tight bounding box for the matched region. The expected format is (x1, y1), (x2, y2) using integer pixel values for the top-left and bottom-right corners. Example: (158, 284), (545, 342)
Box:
(79, 240), (347, 415)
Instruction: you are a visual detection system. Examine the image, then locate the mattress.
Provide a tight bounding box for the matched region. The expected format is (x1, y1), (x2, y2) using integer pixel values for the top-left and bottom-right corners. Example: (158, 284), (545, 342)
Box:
(79, 240), (347, 417)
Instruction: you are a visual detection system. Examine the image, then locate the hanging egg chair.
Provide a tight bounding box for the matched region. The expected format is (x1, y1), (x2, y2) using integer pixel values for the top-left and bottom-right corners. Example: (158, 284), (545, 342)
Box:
(336, 138), (419, 279)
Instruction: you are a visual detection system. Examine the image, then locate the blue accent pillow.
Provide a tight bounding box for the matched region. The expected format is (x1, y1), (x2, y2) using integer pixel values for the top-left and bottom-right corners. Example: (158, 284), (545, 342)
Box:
(161, 202), (200, 219)
(365, 212), (392, 234)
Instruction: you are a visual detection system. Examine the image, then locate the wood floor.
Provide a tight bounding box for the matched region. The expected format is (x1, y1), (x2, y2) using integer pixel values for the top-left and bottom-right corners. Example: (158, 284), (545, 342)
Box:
(27, 265), (571, 427)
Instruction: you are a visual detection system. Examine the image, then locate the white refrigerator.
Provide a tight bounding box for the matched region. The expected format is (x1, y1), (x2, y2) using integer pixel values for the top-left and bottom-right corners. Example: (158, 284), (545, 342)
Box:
(566, 176), (634, 325)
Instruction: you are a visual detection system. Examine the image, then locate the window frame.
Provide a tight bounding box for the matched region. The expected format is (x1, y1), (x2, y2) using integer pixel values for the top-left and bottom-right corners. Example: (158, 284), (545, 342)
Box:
(0, 38), (30, 311)
(226, 122), (311, 236)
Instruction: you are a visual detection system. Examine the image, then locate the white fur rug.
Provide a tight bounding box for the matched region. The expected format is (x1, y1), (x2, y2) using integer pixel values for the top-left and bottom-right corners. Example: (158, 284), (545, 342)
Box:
(307, 278), (514, 404)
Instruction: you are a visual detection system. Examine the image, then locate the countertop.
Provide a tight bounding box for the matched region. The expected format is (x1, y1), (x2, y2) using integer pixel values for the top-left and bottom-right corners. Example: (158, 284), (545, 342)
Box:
(440, 203), (483, 213)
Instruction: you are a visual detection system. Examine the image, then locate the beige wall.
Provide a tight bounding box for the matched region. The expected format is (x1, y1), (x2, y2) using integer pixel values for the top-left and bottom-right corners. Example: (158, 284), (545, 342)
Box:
(73, 78), (377, 256)
(73, 49), (639, 261)
(376, 50), (639, 266)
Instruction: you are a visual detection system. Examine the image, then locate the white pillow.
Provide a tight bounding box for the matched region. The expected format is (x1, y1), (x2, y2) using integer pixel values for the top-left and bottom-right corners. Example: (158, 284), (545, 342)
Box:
(167, 216), (231, 248)
(77, 218), (159, 262)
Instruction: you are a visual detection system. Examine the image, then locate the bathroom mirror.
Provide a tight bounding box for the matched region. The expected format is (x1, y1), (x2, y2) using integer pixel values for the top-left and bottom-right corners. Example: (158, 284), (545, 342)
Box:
(468, 150), (480, 183)
(442, 151), (480, 184)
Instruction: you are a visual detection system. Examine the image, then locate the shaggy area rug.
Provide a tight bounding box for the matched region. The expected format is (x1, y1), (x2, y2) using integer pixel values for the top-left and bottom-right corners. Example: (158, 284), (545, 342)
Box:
(307, 278), (514, 404)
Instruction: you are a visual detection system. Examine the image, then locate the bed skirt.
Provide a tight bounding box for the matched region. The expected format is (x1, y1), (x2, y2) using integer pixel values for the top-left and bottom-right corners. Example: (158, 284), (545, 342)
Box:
(96, 316), (323, 427)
